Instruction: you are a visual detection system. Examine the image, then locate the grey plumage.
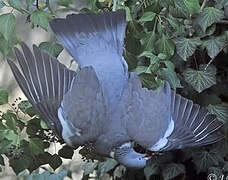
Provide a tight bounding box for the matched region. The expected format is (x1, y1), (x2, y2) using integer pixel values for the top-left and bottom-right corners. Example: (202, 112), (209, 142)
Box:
(8, 10), (223, 169)
(8, 43), (76, 136)
(50, 10), (128, 110)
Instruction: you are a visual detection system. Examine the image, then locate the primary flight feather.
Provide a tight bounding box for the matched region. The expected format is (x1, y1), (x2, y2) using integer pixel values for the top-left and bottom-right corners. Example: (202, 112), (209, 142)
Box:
(8, 10), (223, 168)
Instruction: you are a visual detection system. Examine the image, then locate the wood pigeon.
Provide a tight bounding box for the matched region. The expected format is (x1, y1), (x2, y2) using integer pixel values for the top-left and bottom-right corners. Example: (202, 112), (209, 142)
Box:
(8, 10), (223, 169)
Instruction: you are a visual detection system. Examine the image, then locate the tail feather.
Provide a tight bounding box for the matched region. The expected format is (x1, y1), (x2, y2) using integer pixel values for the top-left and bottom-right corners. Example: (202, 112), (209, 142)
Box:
(8, 43), (77, 136)
(161, 91), (223, 151)
(49, 10), (127, 69)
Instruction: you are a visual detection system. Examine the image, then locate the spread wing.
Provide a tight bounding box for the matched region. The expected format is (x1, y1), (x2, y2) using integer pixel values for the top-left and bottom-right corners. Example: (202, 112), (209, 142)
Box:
(123, 73), (172, 148)
(161, 91), (224, 151)
(58, 67), (108, 146)
(7, 43), (76, 136)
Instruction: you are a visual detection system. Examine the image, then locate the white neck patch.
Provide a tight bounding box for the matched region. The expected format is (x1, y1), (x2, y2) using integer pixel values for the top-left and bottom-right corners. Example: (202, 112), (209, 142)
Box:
(149, 117), (174, 151)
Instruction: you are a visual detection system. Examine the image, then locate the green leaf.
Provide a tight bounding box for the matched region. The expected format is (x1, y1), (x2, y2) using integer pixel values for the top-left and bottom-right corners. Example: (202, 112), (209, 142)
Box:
(0, 1), (6, 9)
(40, 120), (48, 129)
(192, 150), (220, 173)
(9, 155), (31, 174)
(56, 0), (73, 7)
(3, 112), (17, 131)
(158, 67), (182, 89)
(7, 0), (22, 12)
(39, 41), (63, 57)
(0, 13), (16, 41)
(0, 34), (12, 56)
(18, 101), (36, 117)
(138, 11), (156, 22)
(97, 158), (118, 177)
(183, 65), (216, 93)
(223, 162), (228, 172)
(155, 34), (175, 59)
(26, 170), (68, 180)
(162, 163), (185, 180)
(174, 37), (201, 61)
(197, 7), (224, 32)
(49, 154), (62, 170)
(0, 155), (5, 165)
(30, 10), (51, 30)
(183, 0), (200, 15)
(124, 50), (138, 71)
(26, 0), (35, 7)
(207, 104), (228, 123)
(113, 165), (126, 178)
(203, 36), (226, 58)
(139, 73), (158, 89)
(141, 31), (156, 51)
(144, 163), (159, 180)
(58, 145), (74, 159)
(0, 88), (8, 105)
(83, 161), (97, 176)
(173, 0), (190, 18)
(158, 53), (167, 60)
(29, 138), (44, 155)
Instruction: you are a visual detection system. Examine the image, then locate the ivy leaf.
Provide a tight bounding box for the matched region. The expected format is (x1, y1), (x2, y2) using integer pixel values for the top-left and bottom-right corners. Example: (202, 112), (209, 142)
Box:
(3, 112), (17, 131)
(26, 0), (35, 7)
(144, 163), (159, 180)
(192, 150), (220, 173)
(158, 67), (182, 89)
(173, 0), (190, 18)
(197, 7), (224, 32)
(9, 155), (31, 174)
(56, 0), (73, 7)
(183, 0), (200, 15)
(49, 154), (62, 170)
(26, 170), (67, 180)
(0, 35), (12, 56)
(139, 73), (159, 89)
(0, 13), (16, 41)
(113, 165), (126, 178)
(58, 145), (74, 159)
(207, 104), (228, 123)
(29, 138), (44, 155)
(155, 34), (175, 59)
(18, 101), (36, 117)
(40, 120), (48, 129)
(124, 50), (138, 71)
(174, 37), (201, 61)
(97, 158), (118, 177)
(7, 0), (22, 12)
(26, 170), (68, 180)
(83, 161), (97, 176)
(162, 163), (185, 180)
(31, 10), (51, 30)
(39, 41), (63, 58)
(0, 1), (5, 9)
(203, 36), (226, 58)
(183, 65), (216, 93)
(141, 31), (156, 52)
(0, 88), (8, 105)
(138, 11), (156, 22)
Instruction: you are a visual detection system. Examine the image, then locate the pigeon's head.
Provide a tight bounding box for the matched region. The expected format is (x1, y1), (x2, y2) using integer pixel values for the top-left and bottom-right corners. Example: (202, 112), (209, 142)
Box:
(113, 142), (150, 169)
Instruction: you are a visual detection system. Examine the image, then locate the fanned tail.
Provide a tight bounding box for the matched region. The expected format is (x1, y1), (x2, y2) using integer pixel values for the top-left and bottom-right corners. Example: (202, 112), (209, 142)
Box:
(49, 10), (127, 70)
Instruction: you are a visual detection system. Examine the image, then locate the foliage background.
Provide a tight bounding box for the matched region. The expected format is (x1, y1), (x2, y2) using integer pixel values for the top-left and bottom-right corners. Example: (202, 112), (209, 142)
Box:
(0, 0), (228, 179)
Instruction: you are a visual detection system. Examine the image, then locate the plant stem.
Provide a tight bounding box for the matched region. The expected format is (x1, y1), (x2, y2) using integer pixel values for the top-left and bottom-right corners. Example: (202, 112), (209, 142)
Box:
(112, 0), (117, 11)
(200, 0), (207, 11)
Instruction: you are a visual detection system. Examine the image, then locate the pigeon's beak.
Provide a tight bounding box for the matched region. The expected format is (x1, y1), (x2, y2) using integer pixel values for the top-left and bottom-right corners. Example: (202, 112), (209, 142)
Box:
(144, 154), (152, 160)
